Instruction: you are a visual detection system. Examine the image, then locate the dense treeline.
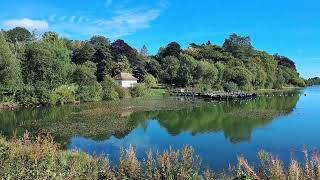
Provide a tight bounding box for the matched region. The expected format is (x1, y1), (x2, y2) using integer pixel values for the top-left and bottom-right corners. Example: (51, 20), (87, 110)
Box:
(305, 77), (320, 86)
(0, 27), (305, 106)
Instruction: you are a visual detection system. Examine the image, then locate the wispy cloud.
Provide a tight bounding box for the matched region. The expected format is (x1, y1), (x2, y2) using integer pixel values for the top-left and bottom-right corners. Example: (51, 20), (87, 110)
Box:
(3, 18), (49, 31)
(97, 8), (161, 37)
(1, 1), (169, 39)
(69, 16), (77, 23)
(50, 0), (168, 39)
(59, 16), (67, 21)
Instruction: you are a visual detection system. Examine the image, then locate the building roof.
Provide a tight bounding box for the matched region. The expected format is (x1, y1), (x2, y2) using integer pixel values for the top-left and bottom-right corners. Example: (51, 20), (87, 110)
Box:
(113, 73), (138, 81)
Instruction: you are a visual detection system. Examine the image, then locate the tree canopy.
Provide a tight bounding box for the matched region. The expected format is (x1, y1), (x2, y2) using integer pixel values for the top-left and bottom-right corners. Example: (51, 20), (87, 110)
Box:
(0, 27), (306, 106)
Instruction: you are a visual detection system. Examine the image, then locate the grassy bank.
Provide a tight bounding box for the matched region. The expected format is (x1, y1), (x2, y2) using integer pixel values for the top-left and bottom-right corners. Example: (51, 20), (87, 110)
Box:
(0, 133), (319, 179)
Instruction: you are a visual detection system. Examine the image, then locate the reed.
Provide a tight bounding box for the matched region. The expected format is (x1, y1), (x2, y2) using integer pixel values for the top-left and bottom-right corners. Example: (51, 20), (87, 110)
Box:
(1, 133), (320, 179)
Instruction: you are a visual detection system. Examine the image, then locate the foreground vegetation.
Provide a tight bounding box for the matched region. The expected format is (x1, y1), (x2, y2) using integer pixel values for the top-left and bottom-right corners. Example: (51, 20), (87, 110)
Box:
(0, 133), (319, 179)
(0, 27), (305, 107)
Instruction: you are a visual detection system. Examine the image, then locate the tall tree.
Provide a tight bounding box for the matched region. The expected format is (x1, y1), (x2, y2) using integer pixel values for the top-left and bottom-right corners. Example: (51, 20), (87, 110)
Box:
(89, 35), (111, 49)
(94, 48), (112, 81)
(42, 31), (59, 42)
(140, 45), (149, 57)
(72, 42), (95, 64)
(273, 54), (297, 71)
(4, 27), (32, 43)
(223, 66), (253, 90)
(160, 42), (182, 58)
(22, 33), (72, 89)
(89, 35), (112, 81)
(111, 39), (137, 61)
(72, 62), (97, 85)
(0, 32), (22, 90)
(159, 56), (180, 84)
(111, 55), (131, 76)
(223, 33), (253, 59)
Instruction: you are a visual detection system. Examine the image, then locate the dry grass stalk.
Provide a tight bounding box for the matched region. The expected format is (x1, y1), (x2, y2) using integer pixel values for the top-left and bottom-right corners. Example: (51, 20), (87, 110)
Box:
(237, 156), (260, 180)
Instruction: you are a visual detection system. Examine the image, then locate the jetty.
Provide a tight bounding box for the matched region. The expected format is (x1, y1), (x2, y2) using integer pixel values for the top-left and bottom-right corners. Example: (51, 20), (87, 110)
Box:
(170, 90), (257, 101)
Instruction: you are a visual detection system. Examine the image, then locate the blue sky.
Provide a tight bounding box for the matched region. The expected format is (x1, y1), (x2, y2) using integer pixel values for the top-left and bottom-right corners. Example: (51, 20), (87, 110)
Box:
(0, 0), (319, 78)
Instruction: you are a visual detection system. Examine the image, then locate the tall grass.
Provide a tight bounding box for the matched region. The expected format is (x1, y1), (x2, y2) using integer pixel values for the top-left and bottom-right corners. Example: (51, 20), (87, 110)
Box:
(1, 133), (320, 179)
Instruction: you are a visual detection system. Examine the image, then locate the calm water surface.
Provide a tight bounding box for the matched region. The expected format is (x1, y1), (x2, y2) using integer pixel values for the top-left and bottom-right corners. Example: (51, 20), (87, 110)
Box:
(1, 86), (320, 169)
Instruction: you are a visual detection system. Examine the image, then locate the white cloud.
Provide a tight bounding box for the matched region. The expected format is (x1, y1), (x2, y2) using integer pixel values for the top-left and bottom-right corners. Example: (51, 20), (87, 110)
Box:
(49, 8), (162, 38)
(2, 1), (169, 39)
(98, 9), (161, 37)
(3, 18), (49, 31)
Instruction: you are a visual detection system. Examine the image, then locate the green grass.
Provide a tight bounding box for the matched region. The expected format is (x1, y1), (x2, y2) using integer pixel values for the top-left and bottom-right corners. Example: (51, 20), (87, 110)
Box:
(148, 88), (168, 98)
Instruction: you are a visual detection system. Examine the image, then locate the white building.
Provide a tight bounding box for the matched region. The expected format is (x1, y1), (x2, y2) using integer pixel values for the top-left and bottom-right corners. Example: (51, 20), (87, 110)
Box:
(114, 73), (138, 88)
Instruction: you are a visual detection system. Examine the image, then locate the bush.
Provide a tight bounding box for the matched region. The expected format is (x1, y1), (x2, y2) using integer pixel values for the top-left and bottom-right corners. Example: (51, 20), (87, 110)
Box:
(0, 95), (15, 103)
(144, 74), (157, 87)
(16, 86), (39, 107)
(76, 82), (102, 102)
(54, 85), (77, 105)
(101, 77), (119, 101)
(130, 84), (150, 98)
(223, 82), (239, 92)
(115, 85), (130, 99)
(223, 66), (252, 90)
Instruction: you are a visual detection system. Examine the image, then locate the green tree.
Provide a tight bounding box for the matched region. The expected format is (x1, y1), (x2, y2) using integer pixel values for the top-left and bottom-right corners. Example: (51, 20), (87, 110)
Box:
(258, 52), (277, 89)
(77, 82), (102, 102)
(176, 54), (197, 87)
(246, 58), (267, 89)
(42, 31), (59, 42)
(223, 66), (252, 91)
(111, 55), (131, 76)
(197, 45), (234, 63)
(0, 32), (23, 90)
(159, 42), (182, 58)
(144, 74), (157, 87)
(194, 60), (218, 88)
(90, 35), (111, 49)
(94, 48), (112, 81)
(159, 56), (180, 84)
(130, 84), (149, 98)
(22, 34), (72, 89)
(145, 58), (161, 79)
(72, 42), (95, 64)
(140, 45), (149, 57)
(215, 62), (226, 90)
(223, 33), (253, 59)
(72, 62), (97, 85)
(4, 27), (32, 43)
(101, 76), (119, 101)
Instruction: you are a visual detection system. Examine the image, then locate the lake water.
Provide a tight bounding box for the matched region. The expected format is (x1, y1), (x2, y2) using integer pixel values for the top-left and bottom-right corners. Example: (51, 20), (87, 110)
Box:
(1, 86), (320, 169)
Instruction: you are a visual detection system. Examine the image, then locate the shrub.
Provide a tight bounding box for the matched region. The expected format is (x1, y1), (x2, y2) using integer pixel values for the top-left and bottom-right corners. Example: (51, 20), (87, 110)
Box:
(144, 74), (157, 88)
(101, 76), (119, 101)
(54, 85), (77, 105)
(115, 85), (130, 99)
(223, 66), (252, 90)
(130, 84), (150, 98)
(223, 82), (239, 92)
(16, 86), (39, 107)
(76, 82), (102, 102)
